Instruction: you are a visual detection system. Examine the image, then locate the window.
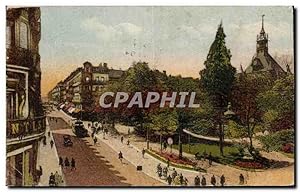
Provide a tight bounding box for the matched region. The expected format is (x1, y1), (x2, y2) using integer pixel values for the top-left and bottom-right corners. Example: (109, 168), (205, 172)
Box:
(20, 22), (28, 49)
(96, 77), (99, 82)
(101, 77), (104, 82)
(6, 26), (11, 48)
(85, 77), (90, 82)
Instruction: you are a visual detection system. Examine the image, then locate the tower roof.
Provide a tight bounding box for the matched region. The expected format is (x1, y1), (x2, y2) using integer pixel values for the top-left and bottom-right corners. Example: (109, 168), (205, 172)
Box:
(244, 15), (286, 78)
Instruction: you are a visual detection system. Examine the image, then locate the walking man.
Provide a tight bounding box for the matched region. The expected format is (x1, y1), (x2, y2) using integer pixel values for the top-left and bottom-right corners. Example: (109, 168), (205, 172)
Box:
(43, 136), (47, 146)
(220, 174), (225, 186)
(179, 173), (184, 185)
(210, 175), (217, 186)
(64, 157), (70, 169)
(171, 168), (177, 181)
(201, 176), (206, 186)
(194, 175), (200, 186)
(93, 137), (98, 145)
(142, 148), (146, 158)
(71, 158), (76, 170)
(54, 171), (60, 186)
(167, 175), (172, 185)
(49, 172), (55, 186)
(50, 139), (54, 149)
(239, 173), (245, 185)
(59, 157), (63, 168)
(119, 151), (123, 163)
(48, 131), (51, 137)
(121, 136), (124, 143)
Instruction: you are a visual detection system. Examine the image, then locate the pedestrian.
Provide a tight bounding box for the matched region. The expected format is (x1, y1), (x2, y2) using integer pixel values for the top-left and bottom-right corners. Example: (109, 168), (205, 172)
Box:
(194, 175), (200, 186)
(167, 158), (170, 168)
(64, 157), (70, 168)
(128, 128), (130, 135)
(179, 173), (184, 185)
(119, 151), (123, 163)
(55, 172), (64, 186)
(163, 167), (168, 178)
(39, 165), (43, 176)
(127, 140), (130, 146)
(43, 136), (47, 146)
(239, 173), (245, 185)
(167, 175), (172, 185)
(71, 158), (76, 170)
(93, 137), (98, 145)
(201, 176), (206, 186)
(121, 136), (124, 143)
(184, 177), (189, 186)
(37, 166), (43, 181)
(220, 174), (225, 186)
(142, 148), (146, 158)
(156, 163), (162, 178)
(50, 139), (54, 149)
(54, 171), (60, 186)
(55, 119), (57, 123)
(48, 131), (51, 137)
(59, 157), (63, 168)
(49, 172), (55, 186)
(163, 141), (167, 151)
(171, 168), (177, 180)
(210, 175), (216, 186)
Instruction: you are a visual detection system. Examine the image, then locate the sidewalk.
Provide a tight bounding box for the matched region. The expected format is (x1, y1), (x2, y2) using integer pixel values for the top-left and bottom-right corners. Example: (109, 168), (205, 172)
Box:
(56, 110), (222, 186)
(36, 117), (65, 186)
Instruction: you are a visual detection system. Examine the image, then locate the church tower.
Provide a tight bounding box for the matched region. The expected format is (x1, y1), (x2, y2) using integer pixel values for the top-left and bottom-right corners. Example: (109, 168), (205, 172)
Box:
(244, 15), (286, 79)
(256, 15), (268, 54)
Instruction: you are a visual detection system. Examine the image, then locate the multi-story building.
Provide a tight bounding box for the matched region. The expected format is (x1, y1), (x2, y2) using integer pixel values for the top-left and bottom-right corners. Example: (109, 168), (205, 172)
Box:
(48, 61), (124, 112)
(6, 7), (46, 186)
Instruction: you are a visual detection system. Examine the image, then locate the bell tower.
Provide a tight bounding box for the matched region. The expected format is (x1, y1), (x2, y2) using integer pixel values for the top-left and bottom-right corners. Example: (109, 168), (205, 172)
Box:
(256, 14), (268, 54)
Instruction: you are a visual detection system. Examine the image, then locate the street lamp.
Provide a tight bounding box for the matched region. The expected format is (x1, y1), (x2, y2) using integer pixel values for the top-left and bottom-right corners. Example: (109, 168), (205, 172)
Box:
(218, 102), (236, 156)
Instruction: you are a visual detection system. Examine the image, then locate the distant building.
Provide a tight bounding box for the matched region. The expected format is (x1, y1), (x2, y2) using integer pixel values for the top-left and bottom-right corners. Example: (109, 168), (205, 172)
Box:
(6, 7), (46, 186)
(48, 61), (124, 112)
(244, 15), (286, 79)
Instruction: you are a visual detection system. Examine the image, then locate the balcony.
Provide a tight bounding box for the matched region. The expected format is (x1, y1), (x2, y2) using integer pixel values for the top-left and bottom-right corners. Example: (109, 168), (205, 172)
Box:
(7, 116), (46, 144)
(6, 47), (40, 69)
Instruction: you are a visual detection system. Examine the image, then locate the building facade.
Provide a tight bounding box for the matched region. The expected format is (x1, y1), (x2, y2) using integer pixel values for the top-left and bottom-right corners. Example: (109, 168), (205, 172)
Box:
(48, 61), (124, 112)
(6, 7), (46, 186)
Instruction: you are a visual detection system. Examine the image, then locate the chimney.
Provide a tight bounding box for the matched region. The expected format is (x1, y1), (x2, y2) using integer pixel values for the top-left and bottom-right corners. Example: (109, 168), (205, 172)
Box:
(103, 63), (108, 68)
(99, 62), (103, 67)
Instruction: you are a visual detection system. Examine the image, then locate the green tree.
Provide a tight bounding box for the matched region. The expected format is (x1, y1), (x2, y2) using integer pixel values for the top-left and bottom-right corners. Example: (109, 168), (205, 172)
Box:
(123, 61), (162, 149)
(199, 23), (236, 156)
(258, 75), (294, 132)
(149, 109), (178, 152)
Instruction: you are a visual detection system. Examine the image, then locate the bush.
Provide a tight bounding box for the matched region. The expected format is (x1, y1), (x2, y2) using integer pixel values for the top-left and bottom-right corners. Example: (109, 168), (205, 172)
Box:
(257, 129), (294, 152)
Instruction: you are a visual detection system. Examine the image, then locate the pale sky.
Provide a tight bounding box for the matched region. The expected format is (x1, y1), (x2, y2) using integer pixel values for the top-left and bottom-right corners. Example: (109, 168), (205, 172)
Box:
(40, 6), (294, 97)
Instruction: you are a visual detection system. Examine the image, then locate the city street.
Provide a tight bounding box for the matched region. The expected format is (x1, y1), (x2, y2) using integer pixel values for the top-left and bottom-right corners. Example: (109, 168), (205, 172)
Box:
(47, 114), (163, 186)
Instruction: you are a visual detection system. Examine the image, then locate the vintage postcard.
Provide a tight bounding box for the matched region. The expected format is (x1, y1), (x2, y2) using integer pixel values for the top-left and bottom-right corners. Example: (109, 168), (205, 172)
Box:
(6, 6), (295, 187)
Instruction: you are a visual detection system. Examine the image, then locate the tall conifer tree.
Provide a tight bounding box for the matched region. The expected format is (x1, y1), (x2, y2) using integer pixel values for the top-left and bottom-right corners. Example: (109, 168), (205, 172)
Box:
(200, 23), (236, 156)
